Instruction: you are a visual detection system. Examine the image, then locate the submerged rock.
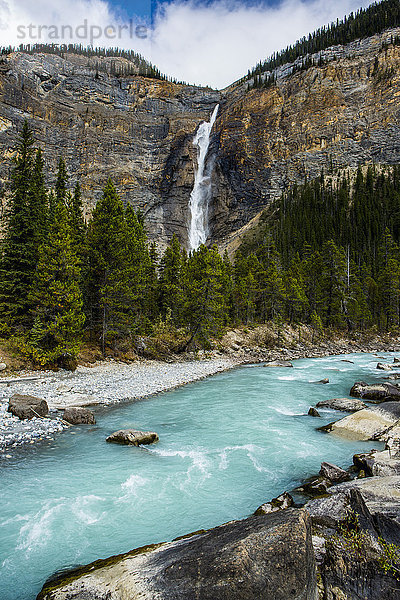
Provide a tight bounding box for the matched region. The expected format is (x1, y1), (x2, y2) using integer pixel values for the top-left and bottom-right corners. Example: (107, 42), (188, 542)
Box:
(7, 394), (48, 420)
(106, 429), (159, 445)
(63, 407), (96, 425)
(37, 509), (317, 600)
(254, 491), (294, 515)
(316, 397), (366, 412)
(263, 360), (293, 368)
(308, 407), (321, 417)
(350, 381), (400, 401)
(311, 378), (329, 384)
(377, 362), (392, 371)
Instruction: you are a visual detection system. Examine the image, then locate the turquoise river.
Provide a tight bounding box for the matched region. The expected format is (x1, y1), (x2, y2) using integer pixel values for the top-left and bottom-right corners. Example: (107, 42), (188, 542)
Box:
(0, 352), (392, 599)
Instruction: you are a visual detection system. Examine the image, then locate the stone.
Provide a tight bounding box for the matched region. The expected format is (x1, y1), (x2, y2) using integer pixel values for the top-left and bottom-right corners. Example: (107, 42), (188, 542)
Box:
(350, 381), (400, 401)
(323, 402), (400, 440)
(377, 362), (392, 371)
(312, 378), (329, 384)
(316, 397), (366, 412)
(0, 363), (7, 371)
(308, 486), (400, 598)
(63, 407), (96, 425)
(319, 462), (351, 483)
(353, 448), (400, 477)
(308, 407), (321, 417)
(37, 509), (317, 600)
(7, 394), (48, 420)
(106, 429), (159, 445)
(300, 476), (331, 497)
(254, 491), (294, 515)
(263, 360), (293, 367)
(305, 476), (400, 529)
(394, 357), (400, 364)
(341, 359), (354, 364)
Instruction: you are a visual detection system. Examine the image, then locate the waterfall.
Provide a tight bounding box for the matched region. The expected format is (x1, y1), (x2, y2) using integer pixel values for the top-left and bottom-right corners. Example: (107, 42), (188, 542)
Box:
(188, 104), (219, 251)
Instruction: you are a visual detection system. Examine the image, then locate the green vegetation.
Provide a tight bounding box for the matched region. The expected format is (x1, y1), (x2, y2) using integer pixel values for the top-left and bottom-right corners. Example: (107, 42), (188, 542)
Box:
(245, 0), (400, 89)
(2, 123), (400, 368)
(239, 165), (400, 331)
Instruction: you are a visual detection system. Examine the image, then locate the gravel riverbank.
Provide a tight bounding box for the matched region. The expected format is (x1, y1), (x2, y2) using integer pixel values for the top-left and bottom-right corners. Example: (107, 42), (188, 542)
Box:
(0, 356), (238, 452)
(1, 331), (400, 454)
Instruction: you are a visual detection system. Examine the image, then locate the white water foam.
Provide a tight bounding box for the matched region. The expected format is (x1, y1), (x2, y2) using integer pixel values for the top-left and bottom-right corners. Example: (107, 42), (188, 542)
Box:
(17, 502), (64, 553)
(118, 474), (149, 502)
(188, 104), (219, 251)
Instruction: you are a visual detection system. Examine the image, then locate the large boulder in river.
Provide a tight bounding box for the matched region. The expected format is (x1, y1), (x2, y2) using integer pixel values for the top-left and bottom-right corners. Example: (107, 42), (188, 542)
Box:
(316, 397), (366, 412)
(322, 402), (400, 440)
(350, 381), (400, 401)
(377, 362), (392, 371)
(263, 360), (293, 367)
(7, 394), (48, 420)
(37, 509), (317, 600)
(63, 407), (96, 425)
(106, 429), (159, 445)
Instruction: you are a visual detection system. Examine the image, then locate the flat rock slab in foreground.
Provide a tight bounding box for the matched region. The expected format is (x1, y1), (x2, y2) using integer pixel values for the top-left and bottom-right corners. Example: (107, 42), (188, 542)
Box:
(106, 429), (159, 445)
(37, 509), (316, 600)
(7, 393), (49, 420)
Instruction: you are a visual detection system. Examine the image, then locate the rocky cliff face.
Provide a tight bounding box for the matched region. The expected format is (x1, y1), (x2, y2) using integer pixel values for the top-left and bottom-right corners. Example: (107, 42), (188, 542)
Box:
(214, 27), (400, 249)
(1, 28), (400, 250)
(0, 51), (220, 247)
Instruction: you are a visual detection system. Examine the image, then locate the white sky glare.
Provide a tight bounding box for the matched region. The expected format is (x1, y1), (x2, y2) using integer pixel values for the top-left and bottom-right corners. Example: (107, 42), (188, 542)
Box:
(0, 0), (375, 89)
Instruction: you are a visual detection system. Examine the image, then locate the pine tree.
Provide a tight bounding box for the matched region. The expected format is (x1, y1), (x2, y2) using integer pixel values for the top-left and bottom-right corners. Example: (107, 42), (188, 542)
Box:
(27, 200), (85, 368)
(183, 245), (228, 346)
(0, 121), (46, 328)
(86, 179), (129, 353)
(67, 182), (86, 260)
(159, 235), (185, 326)
(55, 157), (68, 204)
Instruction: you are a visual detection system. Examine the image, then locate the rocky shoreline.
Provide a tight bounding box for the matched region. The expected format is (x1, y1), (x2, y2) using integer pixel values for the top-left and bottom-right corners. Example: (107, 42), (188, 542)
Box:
(2, 336), (400, 597)
(36, 352), (400, 599)
(1, 331), (400, 453)
(0, 357), (238, 452)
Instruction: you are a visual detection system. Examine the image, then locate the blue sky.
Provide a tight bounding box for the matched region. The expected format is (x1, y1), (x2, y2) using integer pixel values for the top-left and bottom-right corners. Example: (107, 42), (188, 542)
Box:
(1, 0), (374, 88)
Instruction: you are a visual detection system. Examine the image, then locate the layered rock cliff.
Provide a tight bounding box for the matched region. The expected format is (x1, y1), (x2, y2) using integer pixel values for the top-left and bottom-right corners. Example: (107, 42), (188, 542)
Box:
(1, 28), (400, 249)
(0, 51), (220, 246)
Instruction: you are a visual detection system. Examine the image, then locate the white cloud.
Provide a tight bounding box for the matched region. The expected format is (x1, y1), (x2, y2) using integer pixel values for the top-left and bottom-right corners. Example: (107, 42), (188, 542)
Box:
(0, 0), (151, 53)
(0, 0), (375, 88)
(150, 0), (375, 88)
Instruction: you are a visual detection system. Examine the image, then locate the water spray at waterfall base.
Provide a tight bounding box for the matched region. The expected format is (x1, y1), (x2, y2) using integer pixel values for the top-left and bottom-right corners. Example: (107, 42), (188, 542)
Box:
(188, 104), (219, 252)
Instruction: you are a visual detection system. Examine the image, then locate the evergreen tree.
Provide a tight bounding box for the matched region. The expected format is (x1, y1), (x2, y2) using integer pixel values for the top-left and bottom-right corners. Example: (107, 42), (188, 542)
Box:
(27, 200), (85, 368)
(0, 121), (46, 328)
(86, 179), (129, 353)
(55, 157), (68, 204)
(159, 235), (186, 326)
(183, 245), (228, 346)
(67, 182), (86, 260)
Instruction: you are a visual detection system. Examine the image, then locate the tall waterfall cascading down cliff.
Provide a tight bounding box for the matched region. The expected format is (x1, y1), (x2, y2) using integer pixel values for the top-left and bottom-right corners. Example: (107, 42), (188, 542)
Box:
(188, 104), (219, 251)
